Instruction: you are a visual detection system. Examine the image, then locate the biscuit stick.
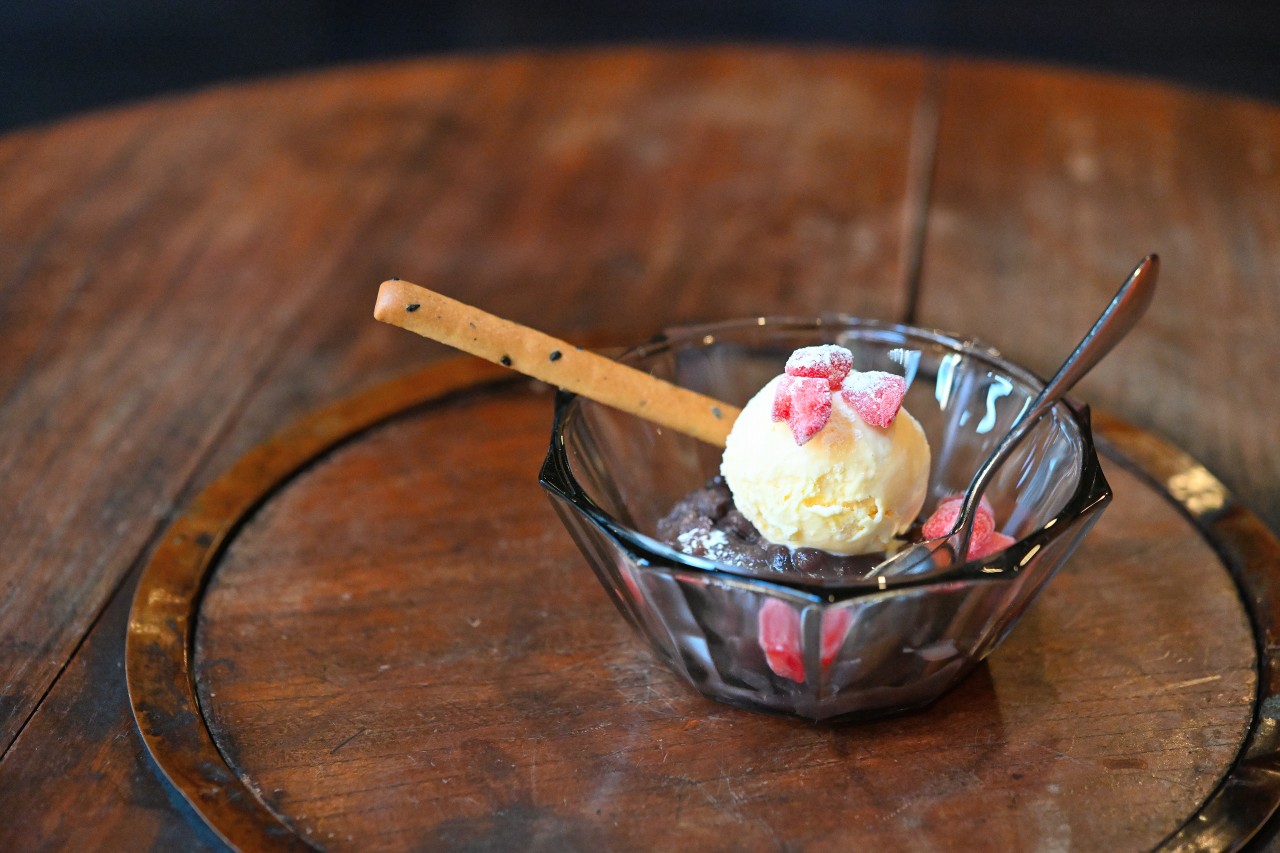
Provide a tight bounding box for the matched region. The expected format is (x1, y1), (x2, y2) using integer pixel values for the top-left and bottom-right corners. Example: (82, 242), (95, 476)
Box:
(374, 280), (740, 446)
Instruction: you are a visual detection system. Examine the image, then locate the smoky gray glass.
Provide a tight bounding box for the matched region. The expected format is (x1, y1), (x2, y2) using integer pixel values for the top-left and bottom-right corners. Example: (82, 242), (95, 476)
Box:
(540, 317), (1111, 721)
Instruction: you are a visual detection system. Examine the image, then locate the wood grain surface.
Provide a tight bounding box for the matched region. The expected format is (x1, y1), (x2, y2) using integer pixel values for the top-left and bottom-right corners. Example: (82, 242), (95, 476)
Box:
(917, 61), (1280, 528)
(0, 49), (925, 757)
(191, 382), (1255, 852)
(0, 46), (1277, 850)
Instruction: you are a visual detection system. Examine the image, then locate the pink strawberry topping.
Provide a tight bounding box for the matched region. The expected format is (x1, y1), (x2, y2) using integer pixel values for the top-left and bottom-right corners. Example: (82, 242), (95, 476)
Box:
(968, 531), (1016, 561)
(771, 374), (832, 445)
(785, 345), (854, 389)
(921, 495), (994, 541)
(840, 371), (906, 429)
(922, 494), (1010, 560)
(772, 345), (909, 445)
(820, 608), (854, 667)
(758, 599), (804, 682)
(758, 599), (854, 683)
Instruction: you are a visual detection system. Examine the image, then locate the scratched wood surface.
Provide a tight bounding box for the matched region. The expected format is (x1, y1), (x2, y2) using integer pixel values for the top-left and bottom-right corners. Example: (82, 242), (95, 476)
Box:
(915, 60), (1280, 532)
(0, 49), (924, 849)
(191, 381), (1254, 851)
(0, 46), (1277, 850)
(0, 48), (923, 752)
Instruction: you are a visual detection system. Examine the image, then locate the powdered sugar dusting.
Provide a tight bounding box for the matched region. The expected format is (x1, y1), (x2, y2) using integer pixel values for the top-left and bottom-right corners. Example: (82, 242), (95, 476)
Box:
(676, 526), (741, 563)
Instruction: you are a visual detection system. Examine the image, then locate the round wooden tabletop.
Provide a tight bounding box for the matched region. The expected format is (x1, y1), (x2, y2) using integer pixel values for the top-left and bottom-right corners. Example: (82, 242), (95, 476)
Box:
(2, 47), (1280, 851)
(128, 360), (1272, 851)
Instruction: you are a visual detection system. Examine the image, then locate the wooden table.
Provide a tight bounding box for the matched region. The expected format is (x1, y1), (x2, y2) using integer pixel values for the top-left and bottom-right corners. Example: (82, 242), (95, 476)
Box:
(2, 48), (1279, 851)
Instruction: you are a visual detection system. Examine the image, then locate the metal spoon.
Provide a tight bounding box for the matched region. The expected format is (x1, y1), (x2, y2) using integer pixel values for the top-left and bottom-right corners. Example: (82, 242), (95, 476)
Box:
(872, 254), (1159, 580)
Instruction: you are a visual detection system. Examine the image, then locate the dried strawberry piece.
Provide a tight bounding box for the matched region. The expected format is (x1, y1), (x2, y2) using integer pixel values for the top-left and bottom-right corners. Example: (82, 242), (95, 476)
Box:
(758, 599), (804, 682)
(840, 371), (906, 428)
(787, 377), (833, 445)
(771, 374), (795, 422)
(820, 608), (854, 668)
(760, 601), (853, 681)
(922, 495), (995, 542)
(922, 495), (1006, 559)
(968, 531), (1016, 561)
(772, 375), (832, 445)
(921, 499), (960, 541)
(785, 345), (854, 389)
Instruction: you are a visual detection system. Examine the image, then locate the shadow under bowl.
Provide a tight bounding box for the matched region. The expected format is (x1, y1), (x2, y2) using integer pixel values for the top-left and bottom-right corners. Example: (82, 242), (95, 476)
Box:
(540, 317), (1111, 722)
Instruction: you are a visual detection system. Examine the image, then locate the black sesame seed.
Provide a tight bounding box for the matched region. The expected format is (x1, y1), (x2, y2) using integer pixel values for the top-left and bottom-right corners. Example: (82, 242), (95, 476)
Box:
(406, 303), (420, 312)
(500, 355), (512, 367)
(549, 350), (562, 362)
(391, 276), (401, 281)
(711, 406), (722, 419)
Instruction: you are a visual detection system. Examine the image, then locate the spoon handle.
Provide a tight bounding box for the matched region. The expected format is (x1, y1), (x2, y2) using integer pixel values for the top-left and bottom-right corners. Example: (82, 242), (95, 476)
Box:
(954, 255), (1160, 553)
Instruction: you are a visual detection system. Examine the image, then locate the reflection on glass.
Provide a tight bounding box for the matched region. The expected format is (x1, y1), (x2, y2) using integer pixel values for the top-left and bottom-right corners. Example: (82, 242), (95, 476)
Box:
(977, 374), (1015, 433)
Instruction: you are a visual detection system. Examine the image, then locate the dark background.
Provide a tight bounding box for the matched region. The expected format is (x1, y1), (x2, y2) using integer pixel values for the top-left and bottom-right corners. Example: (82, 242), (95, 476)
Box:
(3, 0), (1279, 132)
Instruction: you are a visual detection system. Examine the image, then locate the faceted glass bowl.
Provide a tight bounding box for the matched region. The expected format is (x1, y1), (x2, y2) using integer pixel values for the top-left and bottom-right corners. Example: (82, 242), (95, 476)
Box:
(540, 317), (1111, 721)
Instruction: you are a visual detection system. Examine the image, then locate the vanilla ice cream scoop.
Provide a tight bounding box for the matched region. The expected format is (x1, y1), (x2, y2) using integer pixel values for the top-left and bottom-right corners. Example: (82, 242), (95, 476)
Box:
(720, 349), (930, 556)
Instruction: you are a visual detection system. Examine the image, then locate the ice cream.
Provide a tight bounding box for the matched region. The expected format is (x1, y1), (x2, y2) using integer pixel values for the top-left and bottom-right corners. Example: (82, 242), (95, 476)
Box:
(719, 345), (930, 556)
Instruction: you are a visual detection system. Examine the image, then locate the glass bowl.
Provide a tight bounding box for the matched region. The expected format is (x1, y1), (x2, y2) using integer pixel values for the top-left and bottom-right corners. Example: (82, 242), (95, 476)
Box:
(539, 317), (1111, 722)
